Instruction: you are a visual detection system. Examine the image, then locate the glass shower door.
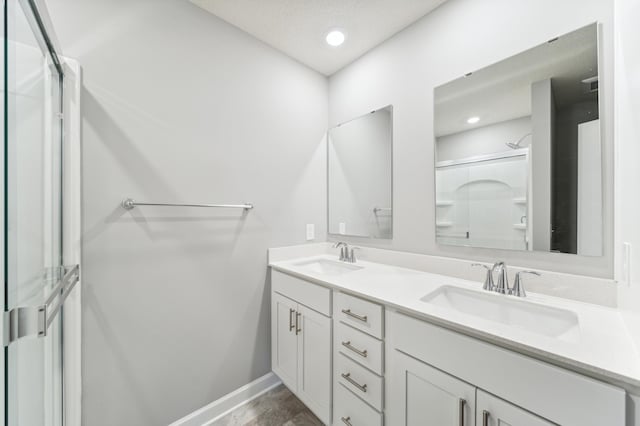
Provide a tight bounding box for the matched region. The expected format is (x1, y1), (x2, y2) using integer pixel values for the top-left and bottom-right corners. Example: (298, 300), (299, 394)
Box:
(3, 1), (66, 425)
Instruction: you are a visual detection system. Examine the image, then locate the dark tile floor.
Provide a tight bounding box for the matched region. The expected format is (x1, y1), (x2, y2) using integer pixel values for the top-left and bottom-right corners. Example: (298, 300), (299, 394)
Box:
(211, 384), (324, 426)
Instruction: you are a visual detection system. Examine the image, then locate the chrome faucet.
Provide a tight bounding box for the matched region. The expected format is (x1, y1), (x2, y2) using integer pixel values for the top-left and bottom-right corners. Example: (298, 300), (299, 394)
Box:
(333, 242), (360, 263)
(333, 242), (348, 261)
(492, 262), (509, 294)
(346, 246), (360, 263)
(473, 261), (540, 298)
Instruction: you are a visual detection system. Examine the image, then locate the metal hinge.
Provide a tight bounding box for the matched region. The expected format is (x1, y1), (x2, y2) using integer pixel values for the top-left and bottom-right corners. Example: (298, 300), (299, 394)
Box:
(3, 305), (47, 346)
(3, 264), (79, 347)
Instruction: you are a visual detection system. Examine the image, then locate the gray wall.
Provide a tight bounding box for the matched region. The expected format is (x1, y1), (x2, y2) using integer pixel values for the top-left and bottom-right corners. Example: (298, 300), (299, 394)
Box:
(328, 0), (615, 278)
(531, 79), (554, 252)
(47, 0), (328, 424)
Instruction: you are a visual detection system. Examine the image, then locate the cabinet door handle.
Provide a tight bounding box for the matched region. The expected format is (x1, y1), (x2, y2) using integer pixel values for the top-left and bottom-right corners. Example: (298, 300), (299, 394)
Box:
(341, 416), (353, 426)
(341, 341), (368, 358)
(289, 309), (295, 332)
(341, 372), (367, 393)
(482, 410), (490, 426)
(458, 398), (466, 426)
(341, 309), (368, 323)
(295, 312), (301, 335)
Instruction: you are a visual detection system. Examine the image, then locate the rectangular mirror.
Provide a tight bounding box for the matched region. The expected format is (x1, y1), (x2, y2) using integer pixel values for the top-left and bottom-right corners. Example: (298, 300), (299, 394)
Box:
(328, 105), (393, 238)
(434, 23), (603, 256)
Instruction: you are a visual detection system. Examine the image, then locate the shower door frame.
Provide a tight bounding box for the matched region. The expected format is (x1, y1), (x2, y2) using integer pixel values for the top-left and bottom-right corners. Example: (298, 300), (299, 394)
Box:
(1, 0), (82, 425)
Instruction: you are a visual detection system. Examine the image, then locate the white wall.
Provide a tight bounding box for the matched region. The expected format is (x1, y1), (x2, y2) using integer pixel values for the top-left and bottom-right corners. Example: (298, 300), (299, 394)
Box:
(46, 0), (328, 425)
(614, 0), (640, 313)
(436, 116), (531, 162)
(329, 0), (615, 278)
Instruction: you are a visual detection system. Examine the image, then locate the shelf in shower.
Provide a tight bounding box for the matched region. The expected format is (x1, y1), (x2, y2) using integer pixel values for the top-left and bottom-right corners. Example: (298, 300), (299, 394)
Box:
(513, 224), (527, 230)
(436, 222), (453, 228)
(513, 198), (527, 204)
(436, 201), (454, 207)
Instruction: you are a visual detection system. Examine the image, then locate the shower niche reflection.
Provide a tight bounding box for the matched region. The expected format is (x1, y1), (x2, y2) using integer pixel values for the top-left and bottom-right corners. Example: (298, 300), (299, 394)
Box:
(434, 23), (603, 256)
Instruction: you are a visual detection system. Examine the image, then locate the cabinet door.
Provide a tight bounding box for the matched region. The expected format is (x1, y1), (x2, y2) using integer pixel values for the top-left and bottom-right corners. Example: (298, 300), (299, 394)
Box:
(297, 304), (332, 425)
(389, 350), (476, 426)
(476, 390), (556, 426)
(271, 292), (298, 391)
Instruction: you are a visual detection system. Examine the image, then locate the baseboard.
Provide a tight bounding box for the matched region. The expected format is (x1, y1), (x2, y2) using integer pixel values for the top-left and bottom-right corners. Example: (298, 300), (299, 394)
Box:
(169, 373), (282, 426)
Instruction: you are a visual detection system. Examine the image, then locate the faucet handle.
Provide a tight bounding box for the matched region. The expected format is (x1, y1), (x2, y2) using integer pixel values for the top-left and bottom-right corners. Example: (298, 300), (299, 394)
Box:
(349, 247), (361, 263)
(511, 271), (540, 297)
(471, 263), (494, 291)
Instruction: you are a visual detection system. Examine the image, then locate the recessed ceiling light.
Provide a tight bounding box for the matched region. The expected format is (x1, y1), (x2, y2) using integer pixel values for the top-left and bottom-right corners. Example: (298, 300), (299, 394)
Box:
(326, 30), (346, 47)
(467, 116), (480, 124)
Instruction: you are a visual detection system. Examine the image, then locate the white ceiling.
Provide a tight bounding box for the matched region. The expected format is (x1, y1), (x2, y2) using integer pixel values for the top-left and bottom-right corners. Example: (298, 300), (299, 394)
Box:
(189, 0), (447, 75)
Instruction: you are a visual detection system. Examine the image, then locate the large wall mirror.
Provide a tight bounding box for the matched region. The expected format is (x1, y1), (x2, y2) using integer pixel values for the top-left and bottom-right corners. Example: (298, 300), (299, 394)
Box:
(328, 106), (393, 238)
(434, 23), (603, 256)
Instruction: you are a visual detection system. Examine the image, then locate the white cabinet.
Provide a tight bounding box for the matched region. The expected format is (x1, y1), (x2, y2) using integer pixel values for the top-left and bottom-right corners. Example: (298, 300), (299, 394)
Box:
(476, 390), (554, 426)
(389, 349), (555, 426)
(387, 310), (626, 426)
(272, 292), (298, 390)
(296, 304), (332, 422)
(389, 350), (475, 426)
(333, 291), (386, 425)
(271, 273), (332, 425)
(334, 382), (383, 426)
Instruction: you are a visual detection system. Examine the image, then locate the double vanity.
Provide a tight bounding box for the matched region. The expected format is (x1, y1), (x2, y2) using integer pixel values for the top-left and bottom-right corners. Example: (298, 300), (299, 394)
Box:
(269, 244), (639, 426)
(266, 13), (638, 426)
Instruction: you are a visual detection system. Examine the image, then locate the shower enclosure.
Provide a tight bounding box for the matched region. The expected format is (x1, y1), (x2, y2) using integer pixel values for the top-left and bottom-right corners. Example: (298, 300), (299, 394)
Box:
(2, 1), (81, 425)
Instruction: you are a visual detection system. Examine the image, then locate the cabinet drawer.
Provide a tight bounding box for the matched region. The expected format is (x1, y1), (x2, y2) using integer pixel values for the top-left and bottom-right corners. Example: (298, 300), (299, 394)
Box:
(336, 322), (383, 375)
(334, 382), (382, 426)
(336, 353), (383, 411)
(335, 292), (383, 338)
(272, 269), (331, 316)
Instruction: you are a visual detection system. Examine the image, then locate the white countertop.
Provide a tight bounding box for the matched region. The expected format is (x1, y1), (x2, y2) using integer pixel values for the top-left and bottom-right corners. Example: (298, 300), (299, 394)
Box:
(270, 254), (640, 393)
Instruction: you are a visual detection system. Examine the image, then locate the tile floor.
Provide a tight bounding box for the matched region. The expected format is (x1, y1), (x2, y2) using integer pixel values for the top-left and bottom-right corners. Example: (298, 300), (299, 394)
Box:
(211, 384), (324, 425)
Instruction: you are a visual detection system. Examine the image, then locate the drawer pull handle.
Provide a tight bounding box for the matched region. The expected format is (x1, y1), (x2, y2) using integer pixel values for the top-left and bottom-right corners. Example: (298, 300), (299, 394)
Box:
(482, 410), (490, 426)
(459, 398), (466, 426)
(341, 416), (353, 426)
(341, 372), (367, 393)
(289, 308), (295, 332)
(341, 309), (368, 323)
(295, 312), (302, 335)
(342, 341), (368, 358)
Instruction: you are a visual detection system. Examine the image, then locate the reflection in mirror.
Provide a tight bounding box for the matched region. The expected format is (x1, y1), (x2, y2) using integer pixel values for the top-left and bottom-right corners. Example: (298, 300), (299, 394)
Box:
(434, 23), (602, 256)
(328, 106), (393, 238)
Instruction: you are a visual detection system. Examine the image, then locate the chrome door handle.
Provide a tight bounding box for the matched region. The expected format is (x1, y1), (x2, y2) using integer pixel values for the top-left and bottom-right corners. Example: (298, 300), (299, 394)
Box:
(341, 309), (368, 323)
(341, 341), (368, 358)
(289, 308), (295, 332)
(341, 372), (367, 393)
(341, 416), (353, 426)
(295, 312), (301, 335)
(482, 410), (490, 426)
(459, 398), (466, 426)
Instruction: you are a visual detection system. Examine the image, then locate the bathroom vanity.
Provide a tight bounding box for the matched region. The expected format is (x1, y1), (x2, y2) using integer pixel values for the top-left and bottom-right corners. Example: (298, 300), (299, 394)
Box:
(269, 246), (639, 426)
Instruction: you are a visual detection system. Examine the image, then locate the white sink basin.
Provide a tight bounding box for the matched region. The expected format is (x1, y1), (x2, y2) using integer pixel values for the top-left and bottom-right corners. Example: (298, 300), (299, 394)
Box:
(421, 286), (580, 341)
(293, 259), (363, 276)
